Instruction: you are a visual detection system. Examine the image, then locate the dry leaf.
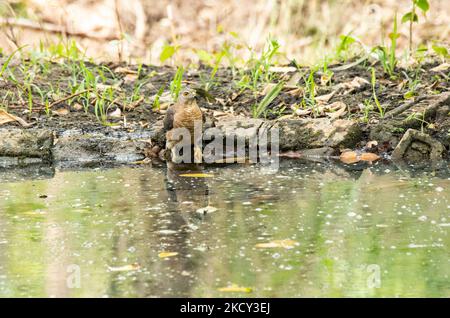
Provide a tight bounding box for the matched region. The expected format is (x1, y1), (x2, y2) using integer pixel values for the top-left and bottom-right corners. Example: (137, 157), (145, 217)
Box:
(114, 66), (139, 75)
(430, 63), (450, 72)
(179, 173), (214, 178)
(109, 108), (122, 118)
(286, 72), (302, 87)
(52, 108), (70, 116)
(339, 151), (359, 164)
(287, 87), (304, 97)
(316, 90), (337, 104)
(0, 109), (32, 127)
(320, 73), (333, 86)
(366, 140), (378, 148)
(107, 263), (140, 272)
(326, 101), (347, 119)
(255, 239), (298, 249)
(268, 66), (297, 73)
(261, 83), (276, 95)
(340, 151), (380, 164)
(218, 284), (252, 293)
(124, 73), (139, 83)
(360, 152), (380, 162)
(72, 103), (84, 111)
(158, 252), (178, 258)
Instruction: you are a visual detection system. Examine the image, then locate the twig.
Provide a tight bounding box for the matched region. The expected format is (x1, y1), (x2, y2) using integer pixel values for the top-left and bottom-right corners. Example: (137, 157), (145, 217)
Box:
(384, 95), (428, 118)
(48, 89), (91, 108)
(0, 17), (119, 41)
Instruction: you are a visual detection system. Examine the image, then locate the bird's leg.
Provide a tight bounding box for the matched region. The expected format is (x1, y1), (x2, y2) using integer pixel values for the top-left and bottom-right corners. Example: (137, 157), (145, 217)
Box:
(193, 119), (203, 164)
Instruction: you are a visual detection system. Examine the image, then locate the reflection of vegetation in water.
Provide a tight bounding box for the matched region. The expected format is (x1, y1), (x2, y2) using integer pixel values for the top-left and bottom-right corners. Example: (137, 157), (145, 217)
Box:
(0, 164), (448, 297)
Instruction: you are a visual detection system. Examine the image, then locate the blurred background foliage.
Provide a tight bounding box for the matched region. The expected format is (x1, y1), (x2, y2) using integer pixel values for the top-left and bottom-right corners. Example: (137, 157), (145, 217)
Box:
(0, 0), (449, 65)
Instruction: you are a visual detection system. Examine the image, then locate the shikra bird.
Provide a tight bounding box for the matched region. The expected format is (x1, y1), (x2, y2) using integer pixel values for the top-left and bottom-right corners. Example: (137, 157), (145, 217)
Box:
(163, 88), (203, 163)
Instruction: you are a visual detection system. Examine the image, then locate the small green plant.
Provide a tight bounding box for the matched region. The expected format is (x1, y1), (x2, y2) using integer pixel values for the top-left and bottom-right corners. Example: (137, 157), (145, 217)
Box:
(302, 68), (318, 115)
(252, 82), (283, 118)
(371, 67), (384, 117)
(361, 99), (374, 123)
(0, 45), (25, 78)
(373, 13), (399, 78)
(170, 66), (184, 100)
(197, 49), (225, 91)
(241, 37), (281, 92)
(405, 110), (430, 132)
(152, 85), (166, 110)
(431, 44), (449, 60)
(159, 43), (180, 64)
(402, 0), (430, 52)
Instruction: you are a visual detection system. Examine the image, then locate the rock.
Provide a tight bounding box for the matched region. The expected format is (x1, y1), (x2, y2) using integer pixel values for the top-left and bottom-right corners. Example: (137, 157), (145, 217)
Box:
(392, 129), (444, 161)
(276, 118), (361, 150)
(369, 122), (400, 148)
(213, 115), (264, 145)
(53, 128), (152, 163)
(0, 129), (53, 160)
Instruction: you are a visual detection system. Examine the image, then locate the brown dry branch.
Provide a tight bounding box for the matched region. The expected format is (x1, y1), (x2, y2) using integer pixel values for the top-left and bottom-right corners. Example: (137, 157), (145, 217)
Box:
(0, 17), (120, 41)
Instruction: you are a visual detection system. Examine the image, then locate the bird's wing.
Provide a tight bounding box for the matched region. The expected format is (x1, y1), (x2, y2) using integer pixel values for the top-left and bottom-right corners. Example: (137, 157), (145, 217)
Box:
(163, 106), (175, 131)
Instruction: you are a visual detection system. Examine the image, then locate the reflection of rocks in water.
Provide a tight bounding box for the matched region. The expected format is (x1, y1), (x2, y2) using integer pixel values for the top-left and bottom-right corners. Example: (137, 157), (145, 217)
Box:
(0, 160), (55, 183)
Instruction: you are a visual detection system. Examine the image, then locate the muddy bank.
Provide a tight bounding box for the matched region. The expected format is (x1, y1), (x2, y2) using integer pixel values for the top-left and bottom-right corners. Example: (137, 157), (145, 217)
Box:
(0, 58), (449, 165)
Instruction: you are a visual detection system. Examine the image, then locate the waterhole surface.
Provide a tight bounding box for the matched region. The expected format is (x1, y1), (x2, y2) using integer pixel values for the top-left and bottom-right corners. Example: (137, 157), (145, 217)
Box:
(0, 161), (448, 297)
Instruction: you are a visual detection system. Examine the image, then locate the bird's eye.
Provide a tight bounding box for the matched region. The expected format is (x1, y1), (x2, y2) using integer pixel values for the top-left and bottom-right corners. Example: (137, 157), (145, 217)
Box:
(183, 91), (189, 96)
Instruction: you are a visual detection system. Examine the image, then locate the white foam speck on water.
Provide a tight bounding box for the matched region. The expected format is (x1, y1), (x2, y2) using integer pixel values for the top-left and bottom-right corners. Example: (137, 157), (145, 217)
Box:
(438, 223), (450, 227)
(435, 187), (444, 192)
(347, 212), (356, 217)
(157, 229), (177, 235)
(418, 216), (428, 222)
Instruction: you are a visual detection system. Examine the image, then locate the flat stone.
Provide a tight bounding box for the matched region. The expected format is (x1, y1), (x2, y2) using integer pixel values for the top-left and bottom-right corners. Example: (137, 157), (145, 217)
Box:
(275, 118), (361, 150)
(53, 129), (149, 163)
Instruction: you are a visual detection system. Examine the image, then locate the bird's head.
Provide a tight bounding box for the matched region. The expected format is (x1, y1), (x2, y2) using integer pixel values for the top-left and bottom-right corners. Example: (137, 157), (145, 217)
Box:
(178, 88), (197, 104)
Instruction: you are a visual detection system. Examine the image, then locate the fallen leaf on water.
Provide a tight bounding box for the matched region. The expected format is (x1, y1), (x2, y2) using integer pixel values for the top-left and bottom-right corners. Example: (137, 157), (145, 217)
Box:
(196, 206), (218, 214)
(107, 263), (140, 272)
(0, 109), (32, 127)
(430, 63), (450, 72)
(179, 173), (214, 178)
(339, 151), (360, 164)
(218, 284), (252, 293)
(360, 152), (380, 162)
(255, 239), (298, 249)
(158, 252), (178, 258)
